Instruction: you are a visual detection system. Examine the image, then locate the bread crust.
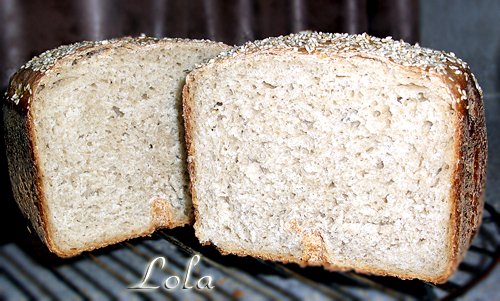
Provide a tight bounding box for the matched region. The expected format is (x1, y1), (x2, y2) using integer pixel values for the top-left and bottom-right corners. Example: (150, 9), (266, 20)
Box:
(183, 32), (487, 284)
(441, 65), (487, 283)
(4, 37), (224, 257)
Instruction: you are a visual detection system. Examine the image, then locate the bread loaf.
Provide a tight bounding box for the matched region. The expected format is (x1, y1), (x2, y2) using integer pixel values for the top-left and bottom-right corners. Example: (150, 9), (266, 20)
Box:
(183, 32), (487, 283)
(3, 37), (228, 257)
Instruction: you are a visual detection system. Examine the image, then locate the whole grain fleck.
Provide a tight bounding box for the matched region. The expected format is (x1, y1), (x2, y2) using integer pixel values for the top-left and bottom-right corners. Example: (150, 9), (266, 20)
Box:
(213, 31), (472, 78)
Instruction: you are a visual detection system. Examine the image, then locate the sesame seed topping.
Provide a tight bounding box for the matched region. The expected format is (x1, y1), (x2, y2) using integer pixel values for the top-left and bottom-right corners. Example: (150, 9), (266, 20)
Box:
(21, 40), (101, 72)
(213, 31), (471, 77)
(8, 36), (226, 107)
(20, 36), (226, 73)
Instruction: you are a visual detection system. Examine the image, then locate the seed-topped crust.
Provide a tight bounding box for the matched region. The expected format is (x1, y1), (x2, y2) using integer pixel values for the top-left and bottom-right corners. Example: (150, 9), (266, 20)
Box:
(3, 36), (229, 257)
(214, 31), (471, 75)
(5, 36), (228, 111)
(184, 31), (487, 284)
(22, 36), (225, 73)
(201, 31), (482, 108)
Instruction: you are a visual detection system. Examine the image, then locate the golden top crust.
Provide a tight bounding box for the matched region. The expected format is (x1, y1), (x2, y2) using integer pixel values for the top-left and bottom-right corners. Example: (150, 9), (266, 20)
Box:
(215, 31), (470, 73)
(4, 36), (228, 112)
(21, 36), (226, 73)
(198, 31), (482, 111)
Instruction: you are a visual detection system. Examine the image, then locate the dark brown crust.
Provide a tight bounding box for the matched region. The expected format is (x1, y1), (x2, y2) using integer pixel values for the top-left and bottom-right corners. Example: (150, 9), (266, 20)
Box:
(4, 68), (53, 251)
(4, 37), (220, 257)
(439, 66), (487, 282)
(183, 47), (487, 284)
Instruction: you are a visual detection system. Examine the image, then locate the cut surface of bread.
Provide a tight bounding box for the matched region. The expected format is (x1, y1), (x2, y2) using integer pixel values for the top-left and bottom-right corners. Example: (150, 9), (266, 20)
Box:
(183, 32), (487, 283)
(4, 37), (228, 257)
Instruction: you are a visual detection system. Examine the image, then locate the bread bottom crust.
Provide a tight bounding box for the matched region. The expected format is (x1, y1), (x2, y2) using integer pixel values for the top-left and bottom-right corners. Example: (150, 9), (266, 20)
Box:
(46, 216), (191, 258)
(200, 240), (455, 284)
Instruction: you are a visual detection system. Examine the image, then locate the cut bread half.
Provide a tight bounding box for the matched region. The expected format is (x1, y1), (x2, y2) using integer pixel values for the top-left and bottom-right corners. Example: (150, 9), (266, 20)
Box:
(4, 37), (229, 257)
(183, 32), (487, 283)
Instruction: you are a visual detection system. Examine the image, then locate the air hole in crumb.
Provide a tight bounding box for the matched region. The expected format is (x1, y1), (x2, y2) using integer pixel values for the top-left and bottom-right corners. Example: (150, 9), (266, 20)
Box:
(373, 110), (381, 117)
(383, 196), (388, 203)
(396, 96), (403, 103)
(149, 144), (153, 149)
(351, 121), (360, 128)
(328, 182), (336, 188)
(215, 102), (223, 106)
(90, 83), (97, 88)
(424, 121), (433, 131)
(262, 81), (277, 89)
(436, 167), (443, 175)
(111, 106), (124, 117)
(376, 160), (384, 169)
(443, 164), (450, 170)
(142, 93), (149, 100)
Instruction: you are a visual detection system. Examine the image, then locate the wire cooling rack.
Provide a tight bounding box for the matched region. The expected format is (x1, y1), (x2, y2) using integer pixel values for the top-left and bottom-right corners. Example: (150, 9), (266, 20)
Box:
(0, 202), (498, 301)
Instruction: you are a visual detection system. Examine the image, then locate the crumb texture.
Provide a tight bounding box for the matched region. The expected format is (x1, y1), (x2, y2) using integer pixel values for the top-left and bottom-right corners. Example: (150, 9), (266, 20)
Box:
(189, 50), (458, 280)
(7, 39), (227, 255)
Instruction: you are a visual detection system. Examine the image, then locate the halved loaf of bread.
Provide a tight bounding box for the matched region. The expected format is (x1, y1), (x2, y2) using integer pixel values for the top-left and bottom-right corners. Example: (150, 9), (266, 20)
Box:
(4, 37), (228, 257)
(183, 32), (487, 283)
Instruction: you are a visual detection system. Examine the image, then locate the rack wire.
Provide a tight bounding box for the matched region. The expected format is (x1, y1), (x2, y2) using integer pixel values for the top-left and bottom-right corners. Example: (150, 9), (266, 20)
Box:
(0, 203), (498, 300)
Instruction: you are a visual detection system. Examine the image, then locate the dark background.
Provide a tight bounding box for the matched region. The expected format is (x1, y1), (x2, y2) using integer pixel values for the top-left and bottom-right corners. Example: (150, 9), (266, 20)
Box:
(0, 0), (419, 87)
(0, 0), (499, 298)
(419, 1), (500, 297)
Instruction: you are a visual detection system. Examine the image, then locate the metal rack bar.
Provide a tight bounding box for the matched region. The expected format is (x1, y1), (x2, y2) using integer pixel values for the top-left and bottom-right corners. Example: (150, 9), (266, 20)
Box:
(156, 231), (292, 301)
(255, 258), (361, 301)
(0, 201), (498, 301)
(0, 249), (59, 300)
(0, 266), (39, 300)
(69, 260), (126, 300)
(122, 241), (221, 301)
(86, 253), (157, 301)
(151, 233), (308, 301)
(47, 266), (92, 301)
